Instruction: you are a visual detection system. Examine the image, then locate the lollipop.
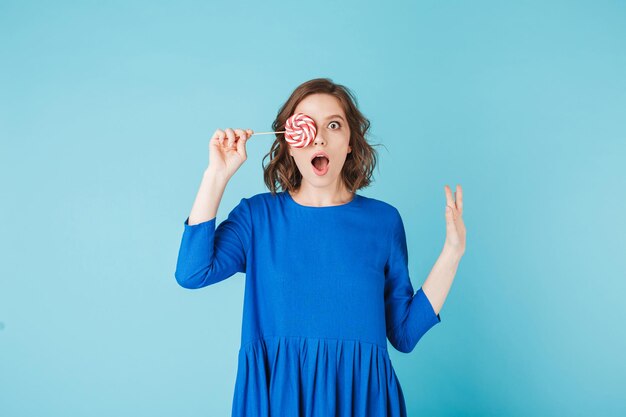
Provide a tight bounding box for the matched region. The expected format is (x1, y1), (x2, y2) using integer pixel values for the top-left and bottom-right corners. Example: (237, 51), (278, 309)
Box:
(250, 112), (317, 148)
(282, 113), (317, 148)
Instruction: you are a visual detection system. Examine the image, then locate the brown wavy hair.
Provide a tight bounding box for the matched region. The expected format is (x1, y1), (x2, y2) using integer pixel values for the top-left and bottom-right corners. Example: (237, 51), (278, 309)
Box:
(262, 78), (383, 195)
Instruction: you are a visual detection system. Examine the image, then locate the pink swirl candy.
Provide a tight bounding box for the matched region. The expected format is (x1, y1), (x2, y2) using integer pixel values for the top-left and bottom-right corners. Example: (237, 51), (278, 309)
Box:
(284, 113), (317, 148)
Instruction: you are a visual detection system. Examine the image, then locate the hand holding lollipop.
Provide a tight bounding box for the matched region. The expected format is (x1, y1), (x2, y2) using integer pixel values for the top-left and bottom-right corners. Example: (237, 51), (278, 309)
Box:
(209, 113), (318, 180)
(209, 127), (254, 181)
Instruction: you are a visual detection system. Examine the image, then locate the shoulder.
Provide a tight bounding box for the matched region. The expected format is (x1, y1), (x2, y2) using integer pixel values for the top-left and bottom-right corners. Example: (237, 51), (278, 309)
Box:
(237, 191), (282, 214)
(245, 191), (278, 205)
(357, 194), (402, 221)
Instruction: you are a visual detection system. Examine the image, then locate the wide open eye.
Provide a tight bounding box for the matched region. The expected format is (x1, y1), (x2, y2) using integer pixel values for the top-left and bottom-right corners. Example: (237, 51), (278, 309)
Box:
(328, 121), (341, 129)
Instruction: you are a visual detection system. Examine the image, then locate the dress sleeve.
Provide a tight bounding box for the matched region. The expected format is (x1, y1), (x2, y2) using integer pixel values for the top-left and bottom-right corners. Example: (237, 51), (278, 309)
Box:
(174, 197), (252, 289)
(384, 208), (441, 353)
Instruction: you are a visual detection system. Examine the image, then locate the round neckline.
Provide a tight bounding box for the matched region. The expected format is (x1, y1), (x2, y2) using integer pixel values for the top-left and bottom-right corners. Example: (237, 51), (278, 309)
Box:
(283, 190), (360, 209)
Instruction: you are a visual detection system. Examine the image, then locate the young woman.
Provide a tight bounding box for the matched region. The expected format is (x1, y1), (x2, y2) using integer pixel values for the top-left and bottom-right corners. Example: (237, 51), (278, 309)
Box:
(175, 78), (466, 417)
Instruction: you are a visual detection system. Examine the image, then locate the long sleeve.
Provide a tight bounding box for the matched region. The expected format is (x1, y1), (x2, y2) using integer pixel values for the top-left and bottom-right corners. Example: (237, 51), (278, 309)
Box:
(174, 197), (252, 289)
(384, 208), (441, 353)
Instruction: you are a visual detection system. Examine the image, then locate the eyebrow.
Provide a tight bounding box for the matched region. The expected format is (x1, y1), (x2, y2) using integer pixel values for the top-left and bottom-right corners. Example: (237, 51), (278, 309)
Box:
(325, 114), (345, 121)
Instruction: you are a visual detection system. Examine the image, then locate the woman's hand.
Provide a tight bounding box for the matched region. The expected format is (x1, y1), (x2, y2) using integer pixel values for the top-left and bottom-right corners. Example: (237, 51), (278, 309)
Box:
(443, 184), (466, 257)
(207, 127), (254, 181)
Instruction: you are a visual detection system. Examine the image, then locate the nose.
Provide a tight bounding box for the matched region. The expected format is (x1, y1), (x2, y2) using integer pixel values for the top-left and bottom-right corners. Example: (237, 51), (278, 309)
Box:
(313, 132), (326, 146)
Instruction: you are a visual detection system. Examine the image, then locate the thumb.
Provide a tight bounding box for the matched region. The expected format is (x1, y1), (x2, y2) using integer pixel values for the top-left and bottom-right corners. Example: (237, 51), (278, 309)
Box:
(237, 133), (248, 159)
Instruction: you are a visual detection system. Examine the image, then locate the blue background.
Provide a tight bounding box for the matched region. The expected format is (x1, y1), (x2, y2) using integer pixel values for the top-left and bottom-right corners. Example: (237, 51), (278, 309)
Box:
(1, 1), (624, 416)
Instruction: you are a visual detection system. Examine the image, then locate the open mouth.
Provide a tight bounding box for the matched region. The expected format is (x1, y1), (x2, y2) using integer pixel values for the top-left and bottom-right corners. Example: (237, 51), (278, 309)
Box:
(311, 155), (330, 175)
(311, 155), (330, 171)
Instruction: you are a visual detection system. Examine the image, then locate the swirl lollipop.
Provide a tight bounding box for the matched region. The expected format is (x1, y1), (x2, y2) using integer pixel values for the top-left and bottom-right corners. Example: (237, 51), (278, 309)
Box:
(282, 113), (317, 148)
(250, 112), (317, 148)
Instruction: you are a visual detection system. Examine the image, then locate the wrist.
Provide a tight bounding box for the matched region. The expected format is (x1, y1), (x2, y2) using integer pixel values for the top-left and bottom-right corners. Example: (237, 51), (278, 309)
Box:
(442, 244), (463, 262)
(204, 167), (230, 184)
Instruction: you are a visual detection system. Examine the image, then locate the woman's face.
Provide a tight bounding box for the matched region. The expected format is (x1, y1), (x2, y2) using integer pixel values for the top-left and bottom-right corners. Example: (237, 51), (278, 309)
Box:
(288, 93), (352, 187)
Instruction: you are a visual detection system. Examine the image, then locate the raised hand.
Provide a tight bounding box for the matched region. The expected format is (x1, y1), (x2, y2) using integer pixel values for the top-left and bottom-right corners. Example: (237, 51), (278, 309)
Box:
(208, 127), (254, 181)
(443, 184), (466, 257)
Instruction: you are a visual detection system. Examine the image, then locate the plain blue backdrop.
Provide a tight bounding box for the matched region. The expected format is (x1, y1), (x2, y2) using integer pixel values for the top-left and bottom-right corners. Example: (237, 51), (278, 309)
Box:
(1, 1), (624, 416)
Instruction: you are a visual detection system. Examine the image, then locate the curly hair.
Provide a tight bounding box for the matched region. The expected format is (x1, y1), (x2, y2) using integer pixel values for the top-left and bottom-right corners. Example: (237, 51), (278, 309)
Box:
(262, 78), (382, 195)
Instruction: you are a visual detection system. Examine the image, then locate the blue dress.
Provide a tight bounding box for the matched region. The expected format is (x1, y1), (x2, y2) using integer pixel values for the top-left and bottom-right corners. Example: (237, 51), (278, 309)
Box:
(175, 190), (441, 417)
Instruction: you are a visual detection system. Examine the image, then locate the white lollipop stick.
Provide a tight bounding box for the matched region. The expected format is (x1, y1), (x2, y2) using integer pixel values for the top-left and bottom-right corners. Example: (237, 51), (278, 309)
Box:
(250, 131), (286, 135)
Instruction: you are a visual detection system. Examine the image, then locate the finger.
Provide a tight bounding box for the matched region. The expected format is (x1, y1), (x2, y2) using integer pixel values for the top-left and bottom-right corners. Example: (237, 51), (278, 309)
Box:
(236, 129), (248, 159)
(218, 129), (227, 146)
(445, 204), (456, 230)
(233, 128), (246, 149)
(446, 202), (458, 220)
(212, 129), (225, 146)
(225, 128), (236, 148)
(234, 128), (245, 141)
(444, 185), (455, 208)
(456, 184), (463, 214)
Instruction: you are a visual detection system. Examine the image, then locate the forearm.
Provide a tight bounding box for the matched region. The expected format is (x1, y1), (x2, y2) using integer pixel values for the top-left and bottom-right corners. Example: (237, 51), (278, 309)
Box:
(421, 245), (462, 316)
(187, 168), (230, 226)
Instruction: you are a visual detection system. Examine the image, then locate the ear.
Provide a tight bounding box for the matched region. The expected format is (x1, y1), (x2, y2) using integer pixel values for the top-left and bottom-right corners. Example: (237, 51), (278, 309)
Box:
(348, 146), (352, 153)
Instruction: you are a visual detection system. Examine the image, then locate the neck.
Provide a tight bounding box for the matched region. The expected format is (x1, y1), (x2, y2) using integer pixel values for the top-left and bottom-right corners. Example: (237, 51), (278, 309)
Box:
(290, 181), (354, 207)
